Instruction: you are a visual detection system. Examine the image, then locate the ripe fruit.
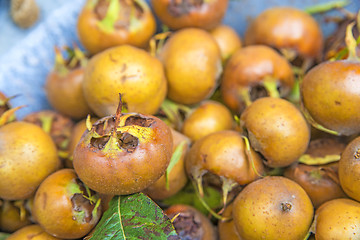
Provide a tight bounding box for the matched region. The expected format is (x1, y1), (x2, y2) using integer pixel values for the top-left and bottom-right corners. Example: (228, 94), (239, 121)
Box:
(0, 200), (32, 233)
(240, 97), (310, 167)
(315, 198), (360, 239)
(83, 44), (167, 117)
(160, 28), (222, 105)
(245, 7), (323, 60)
(218, 204), (241, 240)
(33, 169), (102, 239)
(221, 45), (294, 114)
(7, 224), (60, 240)
(233, 176), (314, 240)
(0, 122), (60, 200)
(73, 101), (173, 195)
(77, 0), (156, 55)
(181, 100), (234, 142)
(151, 0), (228, 30)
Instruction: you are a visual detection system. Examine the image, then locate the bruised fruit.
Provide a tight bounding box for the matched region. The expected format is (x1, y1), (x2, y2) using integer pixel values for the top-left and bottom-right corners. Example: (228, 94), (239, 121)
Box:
(165, 204), (217, 240)
(240, 97), (310, 167)
(83, 44), (167, 117)
(143, 128), (190, 200)
(0, 122), (60, 200)
(339, 136), (360, 201)
(210, 24), (242, 64)
(45, 46), (91, 119)
(181, 100), (234, 142)
(77, 0), (156, 55)
(33, 169), (102, 239)
(315, 198), (360, 240)
(233, 176), (314, 240)
(7, 224), (61, 240)
(151, 0), (228, 30)
(245, 7), (323, 60)
(73, 100), (173, 195)
(160, 28), (222, 105)
(221, 45), (294, 113)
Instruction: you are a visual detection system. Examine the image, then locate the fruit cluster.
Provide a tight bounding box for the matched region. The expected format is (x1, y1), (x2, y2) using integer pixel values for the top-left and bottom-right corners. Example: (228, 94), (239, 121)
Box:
(1, 0), (360, 239)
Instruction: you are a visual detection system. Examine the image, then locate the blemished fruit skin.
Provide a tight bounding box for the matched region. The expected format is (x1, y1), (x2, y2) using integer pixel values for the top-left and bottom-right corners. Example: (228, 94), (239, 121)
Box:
(181, 100), (234, 142)
(83, 44), (167, 117)
(315, 198), (360, 240)
(233, 176), (314, 240)
(245, 7), (323, 59)
(0, 122), (60, 200)
(240, 97), (310, 167)
(160, 28), (222, 105)
(77, 0), (156, 55)
(33, 169), (102, 239)
(301, 60), (360, 136)
(339, 136), (360, 201)
(6, 224), (61, 240)
(151, 0), (228, 30)
(73, 113), (173, 195)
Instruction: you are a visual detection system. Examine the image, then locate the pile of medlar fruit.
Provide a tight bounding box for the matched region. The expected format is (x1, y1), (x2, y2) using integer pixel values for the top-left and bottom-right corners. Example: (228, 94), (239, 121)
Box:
(2, 0), (360, 239)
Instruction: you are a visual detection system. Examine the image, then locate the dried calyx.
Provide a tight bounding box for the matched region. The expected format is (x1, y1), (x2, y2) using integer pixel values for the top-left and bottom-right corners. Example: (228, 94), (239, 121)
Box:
(168, 0), (204, 17)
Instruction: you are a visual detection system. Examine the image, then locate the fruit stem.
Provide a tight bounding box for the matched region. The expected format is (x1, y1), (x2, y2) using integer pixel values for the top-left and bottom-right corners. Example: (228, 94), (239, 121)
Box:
(219, 177), (238, 214)
(345, 22), (359, 61)
(304, 0), (350, 15)
(149, 30), (171, 57)
(242, 135), (263, 178)
(0, 105), (25, 126)
(13, 200), (26, 221)
(160, 99), (191, 130)
(39, 115), (53, 134)
(115, 93), (123, 128)
(54, 47), (69, 76)
(263, 76), (280, 98)
(97, 0), (120, 33)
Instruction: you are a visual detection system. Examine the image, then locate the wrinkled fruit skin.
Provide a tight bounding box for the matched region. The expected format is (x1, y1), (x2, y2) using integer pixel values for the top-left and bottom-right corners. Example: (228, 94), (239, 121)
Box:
(221, 45), (294, 113)
(339, 136), (360, 201)
(301, 60), (360, 136)
(83, 44), (167, 117)
(151, 0), (228, 30)
(240, 97), (310, 167)
(73, 113), (173, 195)
(0, 122), (60, 200)
(315, 198), (360, 240)
(245, 7), (323, 59)
(160, 28), (222, 105)
(233, 176), (314, 240)
(77, 0), (156, 55)
(33, 169), (102, 239)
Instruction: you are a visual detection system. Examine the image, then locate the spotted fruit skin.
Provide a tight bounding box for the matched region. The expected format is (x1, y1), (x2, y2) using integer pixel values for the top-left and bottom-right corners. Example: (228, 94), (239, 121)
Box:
(245, 7), (323, 58)
(240, 97), (310, 167)
(77, 0), (156, 55)
(83, 45), (167, 117)
(160, 28), (222, 105)
(233, 176), (314, 240)
(73, 113), (173, 195)
(0, 122), (60, 200)
(151, 0), (228, 30)
(33, 169), (102, 239)
(301, 60), (360, 136)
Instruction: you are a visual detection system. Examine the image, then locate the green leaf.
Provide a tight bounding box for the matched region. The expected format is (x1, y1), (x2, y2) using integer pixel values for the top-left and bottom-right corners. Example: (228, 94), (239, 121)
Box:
(162, 183), (222, 216)
(88, 193), (179, 240)
(0, 232), (10, 240)
(165, 140), (187, 189)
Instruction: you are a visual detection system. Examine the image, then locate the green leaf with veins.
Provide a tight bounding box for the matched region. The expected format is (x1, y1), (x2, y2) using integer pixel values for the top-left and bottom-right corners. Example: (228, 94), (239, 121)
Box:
(87, 193), (179, 240)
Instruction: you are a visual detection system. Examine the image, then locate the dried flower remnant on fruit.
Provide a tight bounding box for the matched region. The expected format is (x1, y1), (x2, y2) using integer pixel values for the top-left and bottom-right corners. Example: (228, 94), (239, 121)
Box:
(168, 211), (203, 240)
(168, 0), (203, 17)
(354, 149), (360, 159)
(281, 202), (292, 212)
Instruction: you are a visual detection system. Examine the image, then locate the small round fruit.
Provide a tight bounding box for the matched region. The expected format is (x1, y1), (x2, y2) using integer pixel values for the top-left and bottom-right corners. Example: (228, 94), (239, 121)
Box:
(7, 224), (61, 240)
(181, 100), (234, 142)
(77, 0), (156, 55)
(315, 198), (360, 240)
(245, 7), (323, 59)
(33, 169), (102, 239)
(165, 204), (217, 240)
(210, 24), (242, 63)
(218, 204), (241, 240)
(240, 97), (310, 167)
(151, 0), (228, 30)
(83, 44), (167, 117)
(301, 60), (360, 136)
(0, 122), (60, 200)
(73, 112), (173, 195)
(160, 28), (222, 105)
(233, 176), (314, 240)
(339, 136), (360, 201)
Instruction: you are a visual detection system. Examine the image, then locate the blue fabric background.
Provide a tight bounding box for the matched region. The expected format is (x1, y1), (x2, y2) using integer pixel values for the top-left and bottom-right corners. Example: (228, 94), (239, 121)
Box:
(0, 0), (359, 118)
